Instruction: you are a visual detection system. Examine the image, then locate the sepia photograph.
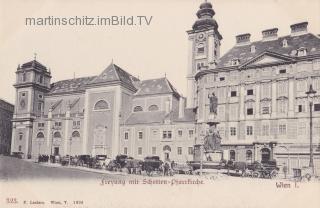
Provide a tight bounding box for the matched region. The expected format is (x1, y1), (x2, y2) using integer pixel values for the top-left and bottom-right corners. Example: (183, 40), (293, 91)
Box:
(0, 0), (320, 207)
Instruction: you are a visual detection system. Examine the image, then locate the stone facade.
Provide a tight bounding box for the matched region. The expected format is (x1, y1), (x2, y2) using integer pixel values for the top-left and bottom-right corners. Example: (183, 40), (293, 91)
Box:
(0, 99), (14, 155)
(191, 3), (320, 174)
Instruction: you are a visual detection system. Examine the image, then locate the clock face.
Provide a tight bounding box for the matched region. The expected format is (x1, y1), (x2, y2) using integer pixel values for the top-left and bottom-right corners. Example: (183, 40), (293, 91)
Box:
(197, 33), (205, 41)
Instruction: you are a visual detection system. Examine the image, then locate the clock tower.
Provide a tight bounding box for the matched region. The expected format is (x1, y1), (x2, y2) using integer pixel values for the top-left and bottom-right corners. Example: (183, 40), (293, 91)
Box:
(11, 58), (51, 157)
(186, 1), (222, 108)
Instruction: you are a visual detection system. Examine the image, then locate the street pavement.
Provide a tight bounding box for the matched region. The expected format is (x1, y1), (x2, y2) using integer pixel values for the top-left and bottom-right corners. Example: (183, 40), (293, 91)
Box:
(0, 155), (130, 181)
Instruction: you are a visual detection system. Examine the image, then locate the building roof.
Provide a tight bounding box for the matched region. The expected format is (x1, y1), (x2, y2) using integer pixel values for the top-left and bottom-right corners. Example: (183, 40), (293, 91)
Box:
(124, 107), (196, 125)
(217, 33), (320, 68)
(20, 60), (48, 71)
(87, 63), (139, 90)
(48, 76), (96, 95)
(134, 77), (180, 98)
(124, 111), (167, 125)
(169, 108), (196, 122)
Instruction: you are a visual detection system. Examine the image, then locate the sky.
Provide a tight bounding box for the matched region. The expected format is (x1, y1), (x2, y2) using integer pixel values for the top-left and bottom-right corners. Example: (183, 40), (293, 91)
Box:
(0, 0), (319, 104)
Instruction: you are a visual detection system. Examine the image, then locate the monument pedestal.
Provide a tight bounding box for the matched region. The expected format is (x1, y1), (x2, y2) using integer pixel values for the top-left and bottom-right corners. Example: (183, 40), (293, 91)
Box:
(204, 151), (223, 162)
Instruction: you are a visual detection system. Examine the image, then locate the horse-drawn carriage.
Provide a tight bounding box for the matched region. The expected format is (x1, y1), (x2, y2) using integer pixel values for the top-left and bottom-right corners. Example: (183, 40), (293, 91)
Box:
(143, 156), (164, 176)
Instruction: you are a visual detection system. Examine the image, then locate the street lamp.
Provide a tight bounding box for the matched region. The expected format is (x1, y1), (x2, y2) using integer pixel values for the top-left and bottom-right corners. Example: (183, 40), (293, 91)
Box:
(306, 84), (316, 175)
(69, 136), (72, 166)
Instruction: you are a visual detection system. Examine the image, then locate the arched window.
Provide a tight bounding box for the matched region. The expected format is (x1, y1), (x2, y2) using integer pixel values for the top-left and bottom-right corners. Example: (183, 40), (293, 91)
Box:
(230, 150), (236, 161)
(94, 100), (109, 110)
(53, 132), (61, 138)
(148, 105), (159, 111)
(36, 132), (44, 138)
(72, 131), (80, 138)
(133, 106), (143, 112)
(246, 150), (253, 162)
(163, 145), (171, 152)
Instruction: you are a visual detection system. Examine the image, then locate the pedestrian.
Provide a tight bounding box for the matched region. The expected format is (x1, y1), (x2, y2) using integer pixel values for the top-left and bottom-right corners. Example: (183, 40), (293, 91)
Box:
(282, 163), (288, 179)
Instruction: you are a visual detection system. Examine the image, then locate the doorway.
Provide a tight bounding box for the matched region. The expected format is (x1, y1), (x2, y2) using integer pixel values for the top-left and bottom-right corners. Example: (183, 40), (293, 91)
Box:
(261, 148), (271, 162)
(54, 147), (59, 155)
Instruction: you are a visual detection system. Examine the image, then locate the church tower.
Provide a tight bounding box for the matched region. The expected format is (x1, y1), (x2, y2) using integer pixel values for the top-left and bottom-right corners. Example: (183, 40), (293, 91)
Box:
(11, 57), (51, 157)
(186, 1), (222, 108)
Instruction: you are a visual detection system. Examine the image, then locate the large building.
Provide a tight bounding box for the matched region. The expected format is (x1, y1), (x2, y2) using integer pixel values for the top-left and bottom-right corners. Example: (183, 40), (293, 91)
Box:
(10, 60), (195, 161)
(190, 2), (320, 173)
(10, 1), (320, 172)
(0, 99), (14, 155)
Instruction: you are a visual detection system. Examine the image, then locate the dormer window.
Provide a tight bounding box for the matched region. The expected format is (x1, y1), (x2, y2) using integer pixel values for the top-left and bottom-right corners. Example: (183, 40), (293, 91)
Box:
(250, 45), (256, 53)
(231, 58), (240, 66)
(297, 47), (307, 56)
(282, 39), (288, 47)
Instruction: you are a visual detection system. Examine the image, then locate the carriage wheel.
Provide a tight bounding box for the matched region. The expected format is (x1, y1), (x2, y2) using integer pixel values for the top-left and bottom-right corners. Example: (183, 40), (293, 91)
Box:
(303, 173), (312, 182)
(252, 171), (260, 178)
(270, 170), (278, 179)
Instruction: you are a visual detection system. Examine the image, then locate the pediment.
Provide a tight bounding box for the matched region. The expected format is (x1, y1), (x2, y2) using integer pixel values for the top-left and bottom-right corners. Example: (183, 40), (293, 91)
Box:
(240, 51), (295, 69)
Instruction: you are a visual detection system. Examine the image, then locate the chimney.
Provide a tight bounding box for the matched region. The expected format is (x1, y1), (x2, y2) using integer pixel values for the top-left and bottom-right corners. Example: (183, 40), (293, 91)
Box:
(235, 33), (251, 46)
(165, 100), (170, 114)
(178, 97), (186, 118)
(262, 28), (278, 41)
(290, 22), (308, 36)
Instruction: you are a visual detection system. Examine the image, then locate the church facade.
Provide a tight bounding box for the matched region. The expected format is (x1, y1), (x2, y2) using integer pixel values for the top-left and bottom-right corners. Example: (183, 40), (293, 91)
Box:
(11, 1), (320, 171)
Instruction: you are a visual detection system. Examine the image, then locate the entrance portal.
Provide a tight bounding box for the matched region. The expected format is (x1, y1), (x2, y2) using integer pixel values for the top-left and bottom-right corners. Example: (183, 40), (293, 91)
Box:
(163, 145), (171, 161)
(54, 147), (59, 156)
(261, 148), (271, 162)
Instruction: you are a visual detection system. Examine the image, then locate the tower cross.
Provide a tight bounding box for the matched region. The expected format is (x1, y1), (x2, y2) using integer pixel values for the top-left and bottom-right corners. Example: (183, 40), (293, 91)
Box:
(34, 53), (37, 61)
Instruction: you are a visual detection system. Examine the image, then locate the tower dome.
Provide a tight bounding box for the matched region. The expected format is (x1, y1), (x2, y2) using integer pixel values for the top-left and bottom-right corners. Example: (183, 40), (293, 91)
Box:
(193, 1), (218, 30)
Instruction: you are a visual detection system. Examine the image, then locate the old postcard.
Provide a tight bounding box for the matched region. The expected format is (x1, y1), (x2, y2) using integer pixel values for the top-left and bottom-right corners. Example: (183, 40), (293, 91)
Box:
(0, 0), (320, 207)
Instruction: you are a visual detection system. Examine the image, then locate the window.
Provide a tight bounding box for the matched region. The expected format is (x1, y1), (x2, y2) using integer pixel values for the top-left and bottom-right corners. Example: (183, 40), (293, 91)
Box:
(37, 102), (42, 111)
(72, 131), (80, 138)
(298, 122), (306, 135)
(124, 147), (128, 155)
(282, 39), (288, 47)
(297, 47), (307, 56)
(138, 131), (143, 139)
(278, 81), (288, 96)
(55, 122), (62, 127)
(278, 100), (287, 113)
(262, 124), (270, 136)
(178, 130), (183, 137)
(231, 91), (237, 97)
(247, 89), (253, 95)
(246, 126), (253, 135)
(21, 92), (26, 97)
(38, 123), (44, 128)
(133, 106), (143, 112)
(152, 147), (156, 155)
(138, 147), (142, 155)
(279, 69), (286, 74)
(251, 45), (256, 53)
(73, 120), (81, 126)
(18, 145), (22, 152)
(314, 104), (320, 111)
(219, 77), (225, 81)
(94, 100), (109, 110)
(297, 80), (307, 92)
(247, 108), (254, 115)
(197, 43), (205, 54)
(38, 94), (43, 99)
(230, 127), (236, 136)
(22, 73), (26, 82)
(298, 104), (305, 113)
(197, 62), (205, 70)
(39, 75), (43, 84)
(177, 147), (182, 155)
(188, 147), (194, 155)
(230, 150), (235, 161)
(36, 132), (44, 138)
(262, 106), (270, 114)
(231, 59), (240, 66)
(53, 132), (62, 138)
(162, 131), (172, 139)
(19, 133), (23, 140)
(188, 130), (194, 138)
(148, 105), (159, 111)
(124, 132), (129, 140)
(279, 124), (287, 135)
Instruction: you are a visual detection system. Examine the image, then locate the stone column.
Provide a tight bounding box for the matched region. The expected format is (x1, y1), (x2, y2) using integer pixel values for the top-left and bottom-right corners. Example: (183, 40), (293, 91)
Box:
(271, 81), (277, 117)
(288, 78), (295, 117)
